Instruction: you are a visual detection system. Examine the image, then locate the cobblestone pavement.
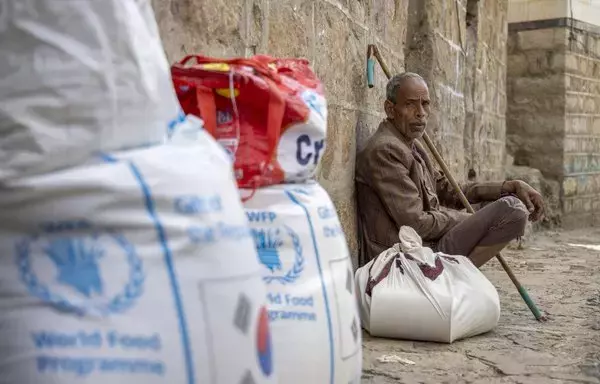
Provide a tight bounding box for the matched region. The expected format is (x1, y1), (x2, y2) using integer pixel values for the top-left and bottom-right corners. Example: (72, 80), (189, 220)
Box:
(361, 228), (600, 384)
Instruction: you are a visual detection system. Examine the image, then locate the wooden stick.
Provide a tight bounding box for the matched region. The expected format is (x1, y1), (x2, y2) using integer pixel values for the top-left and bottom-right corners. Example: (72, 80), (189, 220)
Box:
(367, 44), (546, 322)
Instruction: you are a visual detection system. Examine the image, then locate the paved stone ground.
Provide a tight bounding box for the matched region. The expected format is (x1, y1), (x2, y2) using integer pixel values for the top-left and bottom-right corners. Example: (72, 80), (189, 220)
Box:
(361, 228), (600, 384)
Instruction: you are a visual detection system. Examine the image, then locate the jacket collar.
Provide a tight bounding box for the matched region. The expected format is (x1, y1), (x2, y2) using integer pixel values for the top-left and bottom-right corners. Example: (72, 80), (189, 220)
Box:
(379, 119), (431, 158)
(379, 119), (416, 149)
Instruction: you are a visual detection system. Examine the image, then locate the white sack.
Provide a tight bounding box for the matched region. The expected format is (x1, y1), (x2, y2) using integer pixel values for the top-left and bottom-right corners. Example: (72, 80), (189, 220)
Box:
(0, 0), (183, 180)
(355, 226), (500, 343)
(0, 128), (276, 384)
(242, 183), (362, 384)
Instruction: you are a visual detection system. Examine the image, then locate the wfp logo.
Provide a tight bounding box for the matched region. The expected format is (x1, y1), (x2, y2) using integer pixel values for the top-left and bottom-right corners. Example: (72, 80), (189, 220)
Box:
(15, 222), (144, 316)
(45, 238), (105, 298)
(253, 228), (283, 272)
(251, 226), (304, 285)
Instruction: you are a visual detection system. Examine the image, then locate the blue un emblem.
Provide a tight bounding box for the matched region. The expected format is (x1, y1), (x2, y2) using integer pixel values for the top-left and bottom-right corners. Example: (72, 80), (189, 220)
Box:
(15, 221), (144, 316)
(252, 225), (304, 285)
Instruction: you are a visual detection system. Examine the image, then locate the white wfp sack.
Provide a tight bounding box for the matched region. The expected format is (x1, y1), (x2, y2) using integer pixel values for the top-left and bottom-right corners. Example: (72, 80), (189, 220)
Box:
(0, 0), (183, 180)
(242, 183), (362, 384)
(0, 129), (276, 384)
(355, 226), (500, 343)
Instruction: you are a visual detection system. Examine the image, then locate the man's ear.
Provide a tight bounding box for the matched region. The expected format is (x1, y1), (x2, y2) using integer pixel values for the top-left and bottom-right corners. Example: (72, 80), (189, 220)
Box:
(384, 100), (395, 119)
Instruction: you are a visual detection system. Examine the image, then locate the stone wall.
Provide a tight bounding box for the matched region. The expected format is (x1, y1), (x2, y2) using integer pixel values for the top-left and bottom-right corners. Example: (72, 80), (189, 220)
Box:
(152, 0), (509, 264)
(405, 0), (468, 180)
(507, 16), (600, 227)
(470, 0), (509, 181)
(506, 26), (567, 180)
(563, 22), (600, 226)
(406, 0), (508, 181)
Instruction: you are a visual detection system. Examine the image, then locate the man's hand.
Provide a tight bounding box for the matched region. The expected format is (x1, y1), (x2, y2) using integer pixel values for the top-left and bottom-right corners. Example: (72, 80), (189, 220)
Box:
(502, 180), (545, 222)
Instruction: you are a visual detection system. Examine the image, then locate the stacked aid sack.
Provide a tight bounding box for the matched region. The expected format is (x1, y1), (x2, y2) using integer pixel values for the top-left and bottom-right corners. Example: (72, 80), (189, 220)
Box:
(0, 2), (274, 384)
(172, 55), (363, 383)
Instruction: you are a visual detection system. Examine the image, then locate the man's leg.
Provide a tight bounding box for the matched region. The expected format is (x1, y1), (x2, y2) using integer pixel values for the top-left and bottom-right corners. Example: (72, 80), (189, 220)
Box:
(436, 196), (529, 267)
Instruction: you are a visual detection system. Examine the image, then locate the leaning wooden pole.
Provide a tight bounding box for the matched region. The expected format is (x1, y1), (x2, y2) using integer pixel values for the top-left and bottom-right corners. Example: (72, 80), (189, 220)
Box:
(366, 44), (547, 322)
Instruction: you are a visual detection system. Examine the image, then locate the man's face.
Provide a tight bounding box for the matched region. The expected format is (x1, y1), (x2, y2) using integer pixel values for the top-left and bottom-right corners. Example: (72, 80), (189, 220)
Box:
(384, 77), (430, 140)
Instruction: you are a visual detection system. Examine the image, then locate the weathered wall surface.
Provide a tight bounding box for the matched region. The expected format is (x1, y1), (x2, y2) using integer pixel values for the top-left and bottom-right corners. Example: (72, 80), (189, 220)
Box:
(562, 22), (600, 226)
(406, 0), (468, 180)
(507, 0), (600, 227)
(153, 0), (509, 263)
(406, 0), (508, 181)
(470, 0), (509, 181)
(506, 27), (567, 180)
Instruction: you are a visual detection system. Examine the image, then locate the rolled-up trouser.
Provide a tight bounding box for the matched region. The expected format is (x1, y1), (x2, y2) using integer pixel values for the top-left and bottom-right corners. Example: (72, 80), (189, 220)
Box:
(435, 196), (529, 257)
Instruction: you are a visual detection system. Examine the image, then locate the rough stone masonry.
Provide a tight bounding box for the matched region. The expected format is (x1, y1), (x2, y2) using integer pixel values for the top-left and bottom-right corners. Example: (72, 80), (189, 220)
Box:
(507, 10), (600, 228)
(152, 0), (509, 267)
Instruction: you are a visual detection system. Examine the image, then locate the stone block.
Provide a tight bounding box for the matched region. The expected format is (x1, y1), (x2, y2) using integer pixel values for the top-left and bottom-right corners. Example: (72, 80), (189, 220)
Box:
(592, 117), (600, 135)
(482, 139), (505, 175)
(507, 33), (519, 54)
(550, 52), (565, 71)
(355, 110), (385, 153)
(517, 28), (566, 51)
(578, 55), (589, 76)
(594, 35), (600, 58)
(553, 28), (569, 50)
(509, 90), (566, 114)
(524, 50), (553, 75)
(563, 174), (600, 198)
(482, 115), (504, 142)
(593, 60), (600, 78)
(433, 37), (460, 86)
(487, 81), (497, 110)
(507, 53), (529, 76)
(426, 0), (445, 37)
(509, 0), (568, 24)
(318, 104), (357, 183)
(448, 1), (466, 49)
(566, 116), (589, 135)
(498, 90), (507, 115)
(563, 136), (600, 154)
(152, 0), (246, 61)
(569, 30), (587, 56)
(267, 0), (314, 58)
(564, 153), (600, 174)
(505, 164), (562, 227)
(313, 1), (366, 107)
(317, 105), (358, 264)
(506, 132), (564, 179)
(566, 73), (591, 93)
(431, 133), (465, 179)
(370, 0), (409, 54)
(345, 0), (367, 25)
(585, 96), (597, 114)
(497, 60), (507, 90)
(592, 79), (600, 95)
(565, 93), (583, 114)
(511, 74), (565, 96)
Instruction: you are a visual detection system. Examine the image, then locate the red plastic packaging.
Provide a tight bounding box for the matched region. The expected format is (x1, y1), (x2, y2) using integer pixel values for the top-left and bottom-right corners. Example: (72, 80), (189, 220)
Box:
(171, 55), (327, 191)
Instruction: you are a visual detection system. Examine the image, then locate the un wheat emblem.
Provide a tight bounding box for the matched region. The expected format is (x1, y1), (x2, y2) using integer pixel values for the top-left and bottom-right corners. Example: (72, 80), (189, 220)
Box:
(16, 227), (144, 316)
(255, 225), (304, 285)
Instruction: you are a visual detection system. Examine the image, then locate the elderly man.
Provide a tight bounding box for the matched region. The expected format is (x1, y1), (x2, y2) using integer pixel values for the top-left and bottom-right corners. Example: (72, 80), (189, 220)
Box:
(356, 72), (545, 267)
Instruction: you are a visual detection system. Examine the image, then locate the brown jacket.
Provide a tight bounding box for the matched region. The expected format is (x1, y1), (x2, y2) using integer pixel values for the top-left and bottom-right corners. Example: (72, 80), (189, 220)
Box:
(355, 120), (503, 267)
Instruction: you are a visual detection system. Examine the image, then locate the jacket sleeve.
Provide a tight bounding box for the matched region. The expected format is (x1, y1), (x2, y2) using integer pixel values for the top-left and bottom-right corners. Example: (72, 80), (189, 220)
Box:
(435, 170), (504, 210)
(368, 144), (470, 242)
